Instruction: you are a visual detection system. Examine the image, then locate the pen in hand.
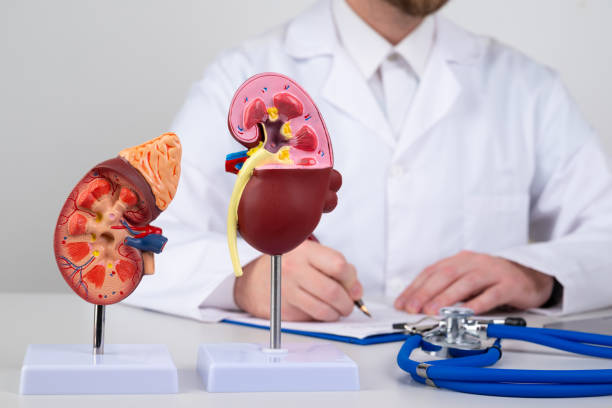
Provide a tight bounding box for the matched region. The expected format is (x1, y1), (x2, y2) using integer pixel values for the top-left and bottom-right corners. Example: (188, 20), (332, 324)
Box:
(307, 234), (372, 318)
(354, 299), (372, 318)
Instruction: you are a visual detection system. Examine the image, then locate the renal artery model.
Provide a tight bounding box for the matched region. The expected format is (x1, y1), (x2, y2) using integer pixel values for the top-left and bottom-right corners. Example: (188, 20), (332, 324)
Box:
(53, 133), (182, 305)
(226, 73), (341, 276)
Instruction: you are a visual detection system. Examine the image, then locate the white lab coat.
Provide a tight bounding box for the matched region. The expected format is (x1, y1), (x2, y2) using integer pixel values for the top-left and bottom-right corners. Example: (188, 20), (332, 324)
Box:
(126, 0), (612, 318)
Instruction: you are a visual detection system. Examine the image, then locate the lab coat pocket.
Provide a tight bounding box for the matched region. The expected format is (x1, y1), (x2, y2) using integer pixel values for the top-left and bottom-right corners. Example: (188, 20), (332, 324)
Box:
(463, 194), (529, 253)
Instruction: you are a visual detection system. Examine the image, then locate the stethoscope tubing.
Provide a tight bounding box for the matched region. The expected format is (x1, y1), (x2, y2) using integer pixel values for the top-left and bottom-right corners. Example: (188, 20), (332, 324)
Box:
(488, 324), (612, 358)
(397, 325), (612, 398)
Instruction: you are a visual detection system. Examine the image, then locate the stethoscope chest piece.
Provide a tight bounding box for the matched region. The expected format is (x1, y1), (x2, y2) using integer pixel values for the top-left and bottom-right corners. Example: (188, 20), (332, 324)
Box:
(421, 307), (488, 357)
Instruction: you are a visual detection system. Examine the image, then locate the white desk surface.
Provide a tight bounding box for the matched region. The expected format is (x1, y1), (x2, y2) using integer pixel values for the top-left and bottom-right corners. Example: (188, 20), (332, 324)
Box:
(2, 293), (612, 407)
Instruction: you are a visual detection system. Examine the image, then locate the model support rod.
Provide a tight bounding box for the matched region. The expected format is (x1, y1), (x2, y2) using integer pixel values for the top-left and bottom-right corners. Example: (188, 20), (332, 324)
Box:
(93, 304), (105, 355)
(270, 255), (282, 349)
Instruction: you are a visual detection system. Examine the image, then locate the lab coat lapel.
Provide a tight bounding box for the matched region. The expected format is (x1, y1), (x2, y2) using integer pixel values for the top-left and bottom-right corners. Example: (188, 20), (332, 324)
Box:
(394, 16), (479, 158)
(284, 0), (394, 147)
(283, 4), (477, 152)
(321, 49), (395, 148)
(394, 50), (459, 157)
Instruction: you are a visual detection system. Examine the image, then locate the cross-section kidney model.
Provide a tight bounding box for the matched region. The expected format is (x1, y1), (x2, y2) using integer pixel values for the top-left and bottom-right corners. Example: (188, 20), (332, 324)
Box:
(53, 133), (182, 305)
(225, 73), (342, 276)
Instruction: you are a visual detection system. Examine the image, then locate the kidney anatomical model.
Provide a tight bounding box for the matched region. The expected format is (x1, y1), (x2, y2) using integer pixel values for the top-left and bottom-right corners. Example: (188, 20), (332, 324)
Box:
(196, 75), (358, 393)
(53, 133), (181, 305)
(226, 73), (341, 276)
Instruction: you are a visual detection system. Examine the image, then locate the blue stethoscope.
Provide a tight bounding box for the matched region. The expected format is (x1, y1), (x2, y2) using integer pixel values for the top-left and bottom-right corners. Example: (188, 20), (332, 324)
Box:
(395, 307), (612, 398)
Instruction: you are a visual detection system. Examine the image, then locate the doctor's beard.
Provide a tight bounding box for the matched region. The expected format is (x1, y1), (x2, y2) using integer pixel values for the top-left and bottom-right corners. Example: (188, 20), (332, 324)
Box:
(383, 0), (448, 16)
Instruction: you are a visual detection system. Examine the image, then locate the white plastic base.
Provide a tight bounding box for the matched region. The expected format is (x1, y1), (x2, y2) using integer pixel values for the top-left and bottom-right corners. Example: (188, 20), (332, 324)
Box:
(20, 344), (178, 395)
(197, 342), (360, 392)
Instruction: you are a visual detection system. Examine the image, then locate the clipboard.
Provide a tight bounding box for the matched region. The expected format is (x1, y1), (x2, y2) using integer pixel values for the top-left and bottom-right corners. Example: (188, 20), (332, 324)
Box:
(199, 300), (422, 345)
(222, 318), (410, 345)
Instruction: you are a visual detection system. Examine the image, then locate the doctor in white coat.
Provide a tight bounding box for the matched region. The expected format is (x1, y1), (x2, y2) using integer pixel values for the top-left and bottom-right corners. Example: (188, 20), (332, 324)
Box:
(126, 0), (612, 320)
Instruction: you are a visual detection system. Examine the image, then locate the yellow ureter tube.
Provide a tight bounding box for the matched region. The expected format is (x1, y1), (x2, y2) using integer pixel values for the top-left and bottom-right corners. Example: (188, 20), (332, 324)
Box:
(227, 147), (277, 277)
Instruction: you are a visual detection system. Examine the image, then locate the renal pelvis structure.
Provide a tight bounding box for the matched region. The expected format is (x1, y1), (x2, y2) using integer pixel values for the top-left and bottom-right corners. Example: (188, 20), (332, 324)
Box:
(226, 73), (342, 277)
(53, 133), (182, 305)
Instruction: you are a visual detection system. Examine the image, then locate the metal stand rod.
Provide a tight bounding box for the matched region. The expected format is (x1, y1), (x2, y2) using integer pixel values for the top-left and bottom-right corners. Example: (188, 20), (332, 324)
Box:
(270, 255), (282, 349)
(93, 304), (105, 355)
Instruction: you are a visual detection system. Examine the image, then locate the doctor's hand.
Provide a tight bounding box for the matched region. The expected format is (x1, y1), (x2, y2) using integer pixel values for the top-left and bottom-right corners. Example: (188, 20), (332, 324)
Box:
(394, 250), (554, 315)
(234, 240), (363, 321)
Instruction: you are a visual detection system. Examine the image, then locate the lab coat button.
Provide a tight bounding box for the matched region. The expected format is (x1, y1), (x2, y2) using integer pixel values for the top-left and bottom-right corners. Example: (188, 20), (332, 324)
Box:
(390, 165), (404, 178)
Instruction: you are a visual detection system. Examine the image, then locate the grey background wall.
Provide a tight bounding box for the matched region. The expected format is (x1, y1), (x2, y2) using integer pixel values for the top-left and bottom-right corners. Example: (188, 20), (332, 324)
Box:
(1, 0), (611, 294)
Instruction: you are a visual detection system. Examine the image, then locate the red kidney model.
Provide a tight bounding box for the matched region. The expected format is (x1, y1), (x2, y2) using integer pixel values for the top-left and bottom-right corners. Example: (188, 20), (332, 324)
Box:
(53, 133), (182, 305)
(225, 73), (342, 276)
